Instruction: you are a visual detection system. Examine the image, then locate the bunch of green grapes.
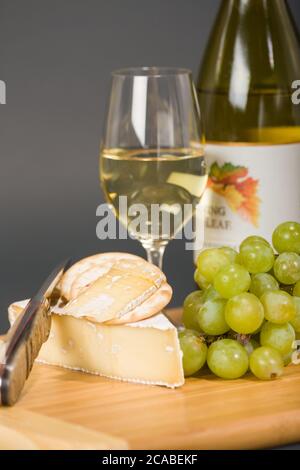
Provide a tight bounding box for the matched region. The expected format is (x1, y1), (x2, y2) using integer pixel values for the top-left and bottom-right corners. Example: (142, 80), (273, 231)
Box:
(180, 222), (300, 380)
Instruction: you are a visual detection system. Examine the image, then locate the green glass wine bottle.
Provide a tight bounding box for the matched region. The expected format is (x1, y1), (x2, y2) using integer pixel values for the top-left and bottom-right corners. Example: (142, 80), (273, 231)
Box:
(196, 0), (300, 252)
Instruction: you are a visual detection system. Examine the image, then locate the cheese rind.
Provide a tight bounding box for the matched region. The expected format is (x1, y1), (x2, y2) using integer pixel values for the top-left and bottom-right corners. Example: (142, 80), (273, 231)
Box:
(8, 301), (184, 388)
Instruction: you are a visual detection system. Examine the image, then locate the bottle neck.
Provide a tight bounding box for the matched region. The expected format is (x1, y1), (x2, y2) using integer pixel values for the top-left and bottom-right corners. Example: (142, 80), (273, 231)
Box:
(217, 0), (292, 32)
(198, 0), (300, 141)
(224, 0), (288, 15)
(199, 0), (300, 92)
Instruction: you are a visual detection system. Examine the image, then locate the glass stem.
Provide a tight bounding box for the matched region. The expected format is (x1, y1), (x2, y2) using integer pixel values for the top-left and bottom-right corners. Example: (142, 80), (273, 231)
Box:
(142, 241), (167, 270)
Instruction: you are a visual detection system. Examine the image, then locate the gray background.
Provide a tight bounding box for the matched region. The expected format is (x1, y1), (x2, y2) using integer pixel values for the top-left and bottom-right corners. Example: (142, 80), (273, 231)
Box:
(0, 0), (300, 334)
(1, 0), (300, 451)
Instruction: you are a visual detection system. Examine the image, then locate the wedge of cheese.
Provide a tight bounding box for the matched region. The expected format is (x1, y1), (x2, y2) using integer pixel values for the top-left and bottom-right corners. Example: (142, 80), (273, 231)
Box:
(8, 300), (184, 388)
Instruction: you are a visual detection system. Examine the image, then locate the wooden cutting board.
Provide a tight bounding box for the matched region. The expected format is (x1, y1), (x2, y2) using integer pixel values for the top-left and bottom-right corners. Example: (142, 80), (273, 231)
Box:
(1, 309), (300, 450)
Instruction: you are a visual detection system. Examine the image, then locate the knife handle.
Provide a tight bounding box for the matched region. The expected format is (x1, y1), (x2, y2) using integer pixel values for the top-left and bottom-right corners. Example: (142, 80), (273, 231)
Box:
(0, 301), (51, 406)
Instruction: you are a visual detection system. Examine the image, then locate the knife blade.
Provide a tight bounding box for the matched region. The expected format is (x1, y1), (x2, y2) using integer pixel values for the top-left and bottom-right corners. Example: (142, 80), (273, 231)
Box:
(0, 259), (71, 406)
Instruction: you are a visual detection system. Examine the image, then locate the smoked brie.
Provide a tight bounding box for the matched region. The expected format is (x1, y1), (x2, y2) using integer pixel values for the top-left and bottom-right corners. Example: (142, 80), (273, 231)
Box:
(60, 253), (165, 301)
(60, 253), (171, 324)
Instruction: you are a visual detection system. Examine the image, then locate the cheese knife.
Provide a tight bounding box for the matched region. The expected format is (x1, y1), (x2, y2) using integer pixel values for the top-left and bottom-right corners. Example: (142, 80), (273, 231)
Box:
(0, 259), (71, 406)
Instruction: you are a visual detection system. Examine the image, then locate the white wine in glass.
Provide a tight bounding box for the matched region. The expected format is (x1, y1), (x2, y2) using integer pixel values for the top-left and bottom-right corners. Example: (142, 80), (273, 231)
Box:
(100, 67), (207, 269)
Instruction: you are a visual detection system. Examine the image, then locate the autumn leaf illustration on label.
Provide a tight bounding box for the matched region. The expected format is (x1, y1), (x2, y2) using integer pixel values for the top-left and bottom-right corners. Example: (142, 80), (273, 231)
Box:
(207, 162), (260, 227)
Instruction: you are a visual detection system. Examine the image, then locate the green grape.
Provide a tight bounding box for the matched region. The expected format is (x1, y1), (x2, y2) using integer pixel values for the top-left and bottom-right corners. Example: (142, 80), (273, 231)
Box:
(260, 322), (296, 356)
(272, 221), (300, 254)
(207, 339), (249, 379)
(225, 293), (264, 334)
(213, 264), (251, 299)
(239, 240), (275, 274)
(194, 269), (210, 290)
(273, 252), (300, 285)
(291, 297), (300, 333)
(283, 351), (293, 366)
(183, 291), (204, 331)
(198, 298), (230, 335)
(240, 236), (270, 250)
(218, 246), (239, 263)
(202, 286), (222, 302)
(268, 266), (276, 276)
(249, 347), (284, 380)
(249, 273), (279, 298)
(196, 248), (230, 283)
(260, 290), (296, 324)
(293, 280), (300, 297)
(178, 329), (207, 377)
(244, 338), (260, 356)
(252, 320), (266, 335)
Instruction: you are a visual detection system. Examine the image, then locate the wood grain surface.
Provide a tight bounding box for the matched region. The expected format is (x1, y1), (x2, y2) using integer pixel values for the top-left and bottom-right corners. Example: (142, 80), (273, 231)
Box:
(1, 309), (300, 450)
(0, 408), (127, 450)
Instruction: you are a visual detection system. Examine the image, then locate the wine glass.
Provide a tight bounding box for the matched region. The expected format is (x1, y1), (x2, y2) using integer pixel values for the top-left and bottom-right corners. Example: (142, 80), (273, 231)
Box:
(100, 67), (207, 269)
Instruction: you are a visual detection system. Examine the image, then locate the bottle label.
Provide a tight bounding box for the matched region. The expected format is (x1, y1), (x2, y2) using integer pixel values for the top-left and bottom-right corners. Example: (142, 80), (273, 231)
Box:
(195, 142), (300, 256)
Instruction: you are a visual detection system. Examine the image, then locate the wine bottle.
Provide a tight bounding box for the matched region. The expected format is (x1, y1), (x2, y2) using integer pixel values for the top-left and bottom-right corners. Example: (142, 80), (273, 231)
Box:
(196, 0), (300, 253)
